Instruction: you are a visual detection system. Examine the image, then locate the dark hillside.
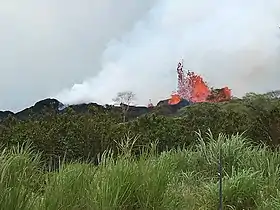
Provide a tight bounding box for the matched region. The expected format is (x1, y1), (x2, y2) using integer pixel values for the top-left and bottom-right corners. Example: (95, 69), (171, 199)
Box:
(0, 97), (186, 122)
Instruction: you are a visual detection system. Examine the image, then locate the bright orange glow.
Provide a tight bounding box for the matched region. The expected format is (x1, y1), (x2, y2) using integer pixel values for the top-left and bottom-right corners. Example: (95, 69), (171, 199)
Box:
(188, 73), (210, 102)
(168, 93), (181, 105)
(168, 62), (232, 105)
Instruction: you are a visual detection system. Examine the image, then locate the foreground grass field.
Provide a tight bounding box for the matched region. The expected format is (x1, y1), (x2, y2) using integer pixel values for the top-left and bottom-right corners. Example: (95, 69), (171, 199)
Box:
(1, 132), (280, 210)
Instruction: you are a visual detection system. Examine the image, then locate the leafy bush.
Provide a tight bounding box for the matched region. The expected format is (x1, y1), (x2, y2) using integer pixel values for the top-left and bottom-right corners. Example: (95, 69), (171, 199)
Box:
(0, 93), (280, 164)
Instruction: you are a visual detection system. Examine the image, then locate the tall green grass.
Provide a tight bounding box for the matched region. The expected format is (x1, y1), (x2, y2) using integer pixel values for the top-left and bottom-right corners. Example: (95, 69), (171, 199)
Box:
(0, 131), (280, 209)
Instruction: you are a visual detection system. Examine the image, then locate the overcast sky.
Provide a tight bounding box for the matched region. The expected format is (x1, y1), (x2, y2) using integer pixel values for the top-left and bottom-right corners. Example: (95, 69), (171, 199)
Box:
(0, 0), (156, 111)
(1, 0), (280, 112)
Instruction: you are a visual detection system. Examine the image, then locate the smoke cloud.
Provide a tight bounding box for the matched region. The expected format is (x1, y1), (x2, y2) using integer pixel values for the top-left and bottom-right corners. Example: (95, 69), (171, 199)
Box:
(56, 0), (280, 106)
(0, 0), (156, 111)
(1, 0), (280, 111)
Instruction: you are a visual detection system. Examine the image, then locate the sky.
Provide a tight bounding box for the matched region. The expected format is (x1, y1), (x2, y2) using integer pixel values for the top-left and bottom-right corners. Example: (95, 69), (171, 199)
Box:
(0, 0), (280, 111)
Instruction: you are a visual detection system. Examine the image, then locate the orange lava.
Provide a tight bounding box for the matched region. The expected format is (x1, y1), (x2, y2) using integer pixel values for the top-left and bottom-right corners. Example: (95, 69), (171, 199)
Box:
(168, 93), (181, 105)
(188, 73), (211, 102)
(168, 65), (231, 105)
(207, 87), (231, 102)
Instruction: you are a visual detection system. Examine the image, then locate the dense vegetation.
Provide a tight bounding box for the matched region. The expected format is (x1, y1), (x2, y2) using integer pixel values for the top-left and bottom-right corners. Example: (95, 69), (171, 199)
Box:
(0, 92), (280, 209)
(1, 133), (280, 209)
(1, 92), (280, 164)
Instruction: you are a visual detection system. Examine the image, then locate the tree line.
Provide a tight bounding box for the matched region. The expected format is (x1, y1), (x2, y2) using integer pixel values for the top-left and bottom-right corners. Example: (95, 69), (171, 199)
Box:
(0, 91), (279, 167)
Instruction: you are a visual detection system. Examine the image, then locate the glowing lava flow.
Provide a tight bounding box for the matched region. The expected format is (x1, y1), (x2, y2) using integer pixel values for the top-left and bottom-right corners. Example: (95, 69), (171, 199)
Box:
(168, 61), (231, 105)
(168, 92), (181, 105)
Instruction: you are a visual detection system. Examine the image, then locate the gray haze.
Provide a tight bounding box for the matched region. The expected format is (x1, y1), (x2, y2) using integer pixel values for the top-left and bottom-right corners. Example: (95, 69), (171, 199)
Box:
(1, 0), (280, 111)
(0, 0), (156, 111)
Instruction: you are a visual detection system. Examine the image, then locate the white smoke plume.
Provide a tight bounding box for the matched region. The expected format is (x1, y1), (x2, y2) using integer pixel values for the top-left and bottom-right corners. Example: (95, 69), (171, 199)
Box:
(0, 0), (156, 111)
(56, 0), (280, 106)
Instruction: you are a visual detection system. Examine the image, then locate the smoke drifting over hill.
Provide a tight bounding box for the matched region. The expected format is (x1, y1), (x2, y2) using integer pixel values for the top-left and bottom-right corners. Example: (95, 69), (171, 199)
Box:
(56, 0), (280, 106)
(1, 0), (280, 111)
(0, 0), (156, 111)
